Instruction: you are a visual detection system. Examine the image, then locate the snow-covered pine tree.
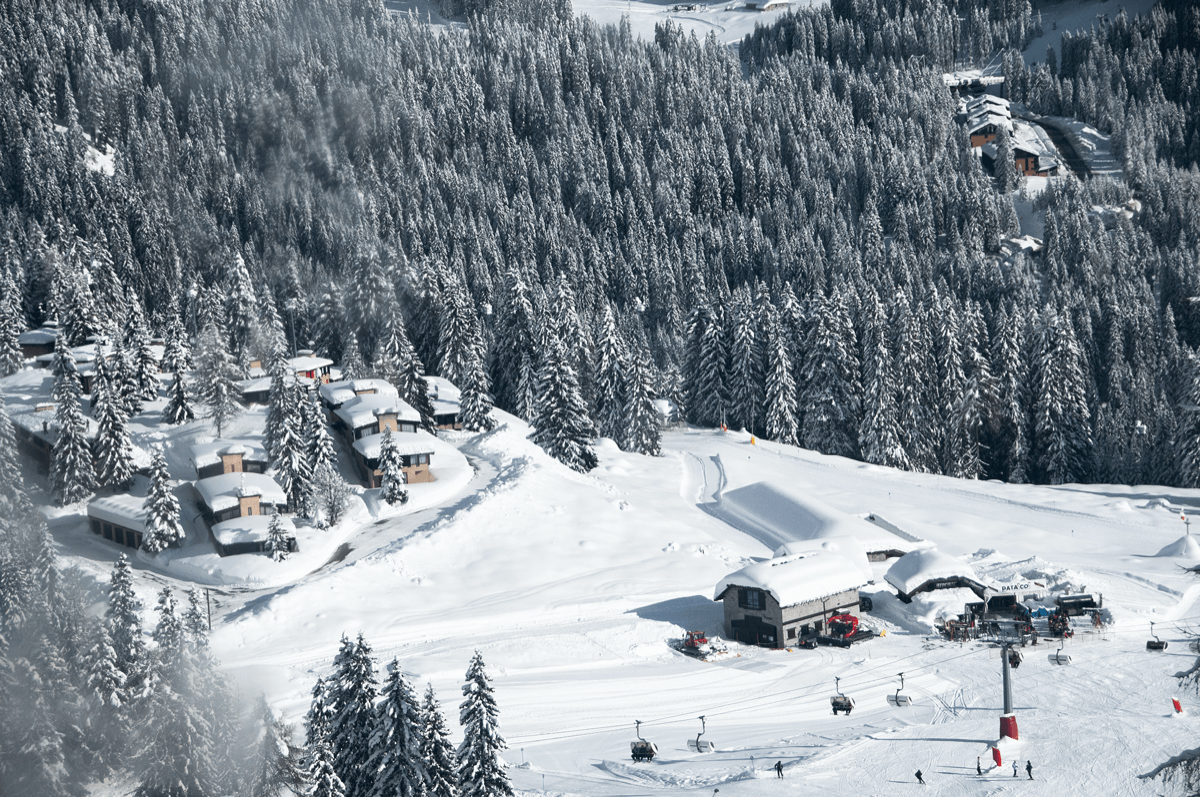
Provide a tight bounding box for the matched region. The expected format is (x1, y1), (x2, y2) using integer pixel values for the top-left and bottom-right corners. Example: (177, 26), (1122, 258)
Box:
(0, 394), (30, 517)
(994, 125), (1018, 193)
(306, 676), (333, 750)
(459, 352), (495, 433)
(683, 304), (727, 428)
(135, 636), (217, 797)
(50, 336), (96, 505)
(368, 660), (425, 797)
(491, 268), (536, 416)
(764, 310), (799, 448)
(799, 291), (861, 459)
(312, 286), (347, 365)
(891, 292), (935, 472)
(375, 299), (438, 434)
(515, 351), (537, 423)
(250, 696), (309, 797)
(341, 328), (368, 382)
(194, 321), (244, 437)
(161, 307), (191, 374)
(183, 588), (209, 647)
(305, 388), (337, 476)
(0, 272), (23, 376)
(132, 321), (160, 401)
(162, 371), (196, 425)
(457, 651), (513, 797)
(114, 335), (144, 416)
(266, 508), (290, 562)
(271, 383), (311, 510)
(378, 429), (410, 506)
(1033, 306), (1091, 484)
(725, 289), (762, 434)
(152, 587), (185, 666)
(593, 304), (627, 444)
(437, 274), (484, 391)
(106, 555), (148, 699)
(327, 633), (379, 797)
(142, 447), (184, 555)
(264, 367), (292, 462)
(932, 291), (966, 473)
(311, 462), (350, 526)
(91, 351), (136, 489)
(420, 683), (459, 797)
(82, 621), (131, 774)
(530, 324), (598, 473)
(622, 345), (660, 456)
(4, 657), (69, 796)
(857, 290), (906, 468)
(308, 739), (347, 797)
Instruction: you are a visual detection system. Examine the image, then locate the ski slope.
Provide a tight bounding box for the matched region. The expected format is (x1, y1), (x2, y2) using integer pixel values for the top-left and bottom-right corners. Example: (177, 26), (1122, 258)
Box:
(38, 407), (1200, 796)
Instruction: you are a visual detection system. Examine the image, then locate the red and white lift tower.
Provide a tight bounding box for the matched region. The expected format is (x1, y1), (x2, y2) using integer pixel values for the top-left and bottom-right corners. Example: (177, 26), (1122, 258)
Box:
(1000, 641), (1018, 740)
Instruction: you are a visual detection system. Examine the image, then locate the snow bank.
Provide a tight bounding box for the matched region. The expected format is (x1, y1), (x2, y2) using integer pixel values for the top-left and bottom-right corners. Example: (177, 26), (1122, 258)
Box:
(720, 481), (918, 554)
(1156, 535), (1200, 559)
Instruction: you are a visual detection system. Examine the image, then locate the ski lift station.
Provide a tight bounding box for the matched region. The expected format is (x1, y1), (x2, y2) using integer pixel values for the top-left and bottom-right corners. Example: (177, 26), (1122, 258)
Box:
(714, 539), (870, 647)
(884, 547), (990, 604)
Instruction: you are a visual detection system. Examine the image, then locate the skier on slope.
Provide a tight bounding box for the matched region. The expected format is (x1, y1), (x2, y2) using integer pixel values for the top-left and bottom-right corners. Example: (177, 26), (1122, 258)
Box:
(1013, 761), (1019, 778)
(1026, 760), (1034, 780)
(976, 757), (982, 776)
(915, 769), (926, 785)
(774, 761), (783, 779)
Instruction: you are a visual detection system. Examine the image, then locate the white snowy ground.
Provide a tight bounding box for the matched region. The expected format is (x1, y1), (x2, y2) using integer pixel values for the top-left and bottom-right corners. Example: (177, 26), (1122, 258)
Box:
(22, 372), (1200, 796)
(1023, 0), (1159, 67)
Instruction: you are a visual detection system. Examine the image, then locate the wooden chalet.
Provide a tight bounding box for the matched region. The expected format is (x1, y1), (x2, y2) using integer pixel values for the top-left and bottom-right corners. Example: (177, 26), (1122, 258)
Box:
(427, 376), (462, 430)
(289, 352), (334, 384)
(319, 378), (399, 419)
(351, 430), (436, 488)
(190, 440), (269, 480)
(10, 402), (99, 472)
(18, 325), (59, 358)
(333, 394), (421, 442)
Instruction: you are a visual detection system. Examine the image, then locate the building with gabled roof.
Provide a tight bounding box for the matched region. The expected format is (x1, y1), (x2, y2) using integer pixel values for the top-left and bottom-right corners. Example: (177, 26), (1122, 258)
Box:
(334, 394), (421, 441)
(210, 514), (297, 557)
(714, 549), (868, 647)
(189, 439), (269, 480)
(194, 472), (288, 525)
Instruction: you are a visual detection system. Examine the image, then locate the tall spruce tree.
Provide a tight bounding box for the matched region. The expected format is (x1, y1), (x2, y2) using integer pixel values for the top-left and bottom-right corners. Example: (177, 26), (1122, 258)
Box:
(0, 273), (23, 377)
(266, 508), (291, 562)
(308, 740), (347, 797)
(194, 322), (244, 438)
(92, 351), (135, 489)
(530, 325), (598, 473)
(420, 683), (459, 797)
(50, 337), (96, 505)
(800, 292), (860, 459)
(106, 555), (147, 699)
(305, 388), (337, 477)
(593, 305), (627, 443)
(327, 634), (379, 797)
(623, 346), (661, 457)
(249, 697), (309, 797)
(161, 371), (196, 425)
(1033, 307), (1092, 484)
(858, 291), (906, 468)
(368, 660), (425, 797)
(142, 448), (184, 555)
(379, 429), (410, 506)
(764, 311), (799, 448)
(457, 651), (512, 797)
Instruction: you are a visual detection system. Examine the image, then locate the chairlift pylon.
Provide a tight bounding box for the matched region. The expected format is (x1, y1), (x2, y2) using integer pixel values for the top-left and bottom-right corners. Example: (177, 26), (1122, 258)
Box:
(1048, 638), (1072, 665)
(886, 672), (913, 707)
(830, 676), (855, 715)
(1147, 622), (1169, 651)
(686, 715), (716, 753)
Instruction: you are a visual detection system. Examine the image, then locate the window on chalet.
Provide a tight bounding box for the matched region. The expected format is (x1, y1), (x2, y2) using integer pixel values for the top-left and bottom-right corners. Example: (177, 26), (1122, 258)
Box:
(738, 588), (766, 610)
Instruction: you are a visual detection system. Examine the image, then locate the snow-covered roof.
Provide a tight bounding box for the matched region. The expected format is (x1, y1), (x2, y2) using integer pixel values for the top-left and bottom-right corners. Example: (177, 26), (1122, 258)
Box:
(425, 376), (461, 402)
(981, 121), (1061, 173)
(19, 327), (58, 345)
(714, 549), (868, 607)
(885, 548), (983, 596)
(87, 494), (149, 533)
(353, 430), (437, 461)
(319, 378), (398, 407)
(194, 472), (287, 513)
(289, 355), (333, 372)
(237, 374), (313, 395)
(211, 514), (294, 546)
(9, 404), (99, 442)
(432, 398), (459, 417)
(965, 110), (1012, 136)
(942, 69), (1005, 88)
(335, 394), (420, 429)
(190, 439), (269, 470)
(773, 536), (873, 584)
(34, 341), (163, 366)
(960, 94), (1009, 114)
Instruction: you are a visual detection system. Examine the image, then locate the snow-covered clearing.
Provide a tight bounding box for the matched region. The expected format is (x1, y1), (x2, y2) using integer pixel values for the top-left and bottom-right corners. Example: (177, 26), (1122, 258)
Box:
(1024, 0), (1159, 66)
(28, 378), (1200, 796)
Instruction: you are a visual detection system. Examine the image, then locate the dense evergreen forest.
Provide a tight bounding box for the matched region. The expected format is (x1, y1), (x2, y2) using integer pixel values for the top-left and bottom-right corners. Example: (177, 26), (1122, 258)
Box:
(0, 0), (1198, 485)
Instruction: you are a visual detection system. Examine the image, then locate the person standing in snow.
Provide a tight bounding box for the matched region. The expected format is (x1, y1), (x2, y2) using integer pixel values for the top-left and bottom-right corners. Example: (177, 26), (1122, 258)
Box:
(774, 761), (783, 779)
(1026, 760), (1033, 780)
(1013, 761), (1018, 777)
(977, 757), (982, 775)
(915, 770), (925, 784)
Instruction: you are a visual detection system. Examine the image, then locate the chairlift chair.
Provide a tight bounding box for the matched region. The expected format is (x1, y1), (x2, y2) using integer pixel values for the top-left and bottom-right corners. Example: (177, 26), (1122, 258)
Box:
(886, 672), (913, 707)
(1147, 622), (1169, 651)
(1048, 639), (1072, 666)
(630, 720), (659, 762)
(686, 715), (716, 753)
(1008, 648), (1024, 669)
(830, 676), (855, 715)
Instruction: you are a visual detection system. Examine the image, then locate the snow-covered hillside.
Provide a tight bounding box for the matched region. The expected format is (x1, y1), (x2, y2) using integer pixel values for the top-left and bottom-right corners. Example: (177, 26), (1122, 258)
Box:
(47, 413), (1200, 796)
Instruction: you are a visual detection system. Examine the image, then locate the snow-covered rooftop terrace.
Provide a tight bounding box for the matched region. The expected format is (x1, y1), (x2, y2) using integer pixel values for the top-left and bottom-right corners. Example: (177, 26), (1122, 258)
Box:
(194, 472), (287, 513)
(319, 378), (398, 407)
(211, 514), (294, 546)
(190, 439), (269, 470)
(715, 549), (868, 608)
(335, 393), (420, 429)
(353, 430), (437, 461)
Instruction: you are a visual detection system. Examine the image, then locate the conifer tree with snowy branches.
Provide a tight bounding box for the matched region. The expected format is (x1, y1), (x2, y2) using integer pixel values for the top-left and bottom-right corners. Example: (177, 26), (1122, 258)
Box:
(50, 336), (96, 505)
(368, 660), (425, 797)
(457, 651), (512, 797)
(142, 447), (184, 555)
(326, 633), (379, 797)
(161, 371), (196, 425)
(92, 351), (135, 489)
(379, 429), (410, 506)
(530, 325), (597, 473)
(421, 683), (459, 797)
(194, 321), (244, 437)
(266, 508), (290, 562)
(623, 346), (660, 457)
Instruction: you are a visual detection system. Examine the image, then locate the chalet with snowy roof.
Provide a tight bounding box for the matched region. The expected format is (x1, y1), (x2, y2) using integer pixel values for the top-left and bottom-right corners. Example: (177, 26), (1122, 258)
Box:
(334, 394), (420, 442)
(19, 325), (59, 358)
(884, 547), (990, 603)
(190, 440), (269, 480)
(236, 373), (314, 405)
(319, 378), (399, 416)
(211, 514), (297, 557)
(427, 376), (462, 430)
(87, 494), (149, 550)
(942, 69), (1004, 93)
(194, 472), (288, 525)
(745, 0), (789, 9)
(980, 121), (1061, 177)
(714, 549), (868, 647)
(289, 352), (333, 384)
(351, 430), (436, 488)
